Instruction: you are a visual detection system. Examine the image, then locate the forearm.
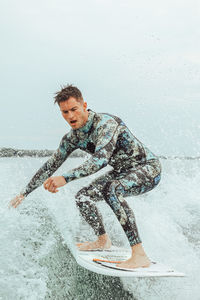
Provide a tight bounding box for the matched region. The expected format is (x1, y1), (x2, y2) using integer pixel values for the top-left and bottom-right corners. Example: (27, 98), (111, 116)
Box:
(20, 166), (51, 197)
(20, 149), (67, 197)
(62, 151), (109, 183)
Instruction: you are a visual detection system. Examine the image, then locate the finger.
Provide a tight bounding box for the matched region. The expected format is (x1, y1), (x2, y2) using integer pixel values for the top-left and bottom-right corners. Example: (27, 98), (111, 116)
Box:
(14, 200), (21, 208)
(50, 187), (58, 193)
(47, 184), (54, 192)
(45, 182), (52, 190)
(14, 197), (24, 208)
(49, 180), (58, 192)
(9, 199), (16, 208)
(48, 186), (58, 193)
(44, 180), (50, 190)
(43, 178), (52, 189)
(48, 179), (55, 190)
(47, 181), (54, 192)
(9, 195), (23, 208)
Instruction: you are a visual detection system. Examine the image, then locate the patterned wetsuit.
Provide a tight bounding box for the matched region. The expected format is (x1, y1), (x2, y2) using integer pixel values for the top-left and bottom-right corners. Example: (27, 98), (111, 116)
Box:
(21, 110), (161, 246)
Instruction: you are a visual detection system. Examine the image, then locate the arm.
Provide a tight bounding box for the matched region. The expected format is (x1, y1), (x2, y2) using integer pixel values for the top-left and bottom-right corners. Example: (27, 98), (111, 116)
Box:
(9, 146), (70, 208)
(9, 134), (76, 209)
(20, 136), (75, 197)
(9, 148), (69, 209)
(20, 149), (67, 197)
(62, 119), (119, 183)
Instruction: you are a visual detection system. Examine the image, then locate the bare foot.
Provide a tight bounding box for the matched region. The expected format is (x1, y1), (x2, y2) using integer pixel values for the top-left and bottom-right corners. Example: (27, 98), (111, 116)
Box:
(117, 243), (151, 269)
(77, 234), (112, 251)
(117, 254), (151, 269)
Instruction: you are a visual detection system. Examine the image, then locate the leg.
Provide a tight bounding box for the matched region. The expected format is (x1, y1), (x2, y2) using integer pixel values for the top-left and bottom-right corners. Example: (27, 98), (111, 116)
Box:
(102, 163), (161, 268)
(102, 180), (142, 246)
(75, 171), (114, 250)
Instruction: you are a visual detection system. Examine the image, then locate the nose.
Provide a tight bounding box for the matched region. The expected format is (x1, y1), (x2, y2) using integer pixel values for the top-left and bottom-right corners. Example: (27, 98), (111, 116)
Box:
(68, 111), (74, 119)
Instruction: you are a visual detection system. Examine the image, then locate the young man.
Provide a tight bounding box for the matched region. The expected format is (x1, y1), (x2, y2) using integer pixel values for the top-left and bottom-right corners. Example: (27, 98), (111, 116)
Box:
(10, 84), (161, 269)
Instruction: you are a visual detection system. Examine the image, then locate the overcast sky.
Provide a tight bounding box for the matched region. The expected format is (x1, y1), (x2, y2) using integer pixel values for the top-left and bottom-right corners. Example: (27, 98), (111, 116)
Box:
(0, 0), (200, 156)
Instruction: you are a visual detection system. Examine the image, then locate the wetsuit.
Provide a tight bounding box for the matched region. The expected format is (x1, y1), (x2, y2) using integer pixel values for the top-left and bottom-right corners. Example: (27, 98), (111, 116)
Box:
(21, 110), (161, 246)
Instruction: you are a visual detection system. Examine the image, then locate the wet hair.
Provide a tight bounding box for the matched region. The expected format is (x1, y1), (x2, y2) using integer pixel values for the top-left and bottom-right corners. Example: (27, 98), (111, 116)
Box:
(54, 84), (83, 105)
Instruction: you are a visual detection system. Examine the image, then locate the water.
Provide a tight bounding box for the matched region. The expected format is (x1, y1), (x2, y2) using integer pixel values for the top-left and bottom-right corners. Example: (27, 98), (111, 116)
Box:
(0, 156), (200, 299)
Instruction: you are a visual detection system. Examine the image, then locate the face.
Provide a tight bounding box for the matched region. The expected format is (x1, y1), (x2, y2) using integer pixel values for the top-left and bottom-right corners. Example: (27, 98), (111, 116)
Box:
(59, 97), (88, 130)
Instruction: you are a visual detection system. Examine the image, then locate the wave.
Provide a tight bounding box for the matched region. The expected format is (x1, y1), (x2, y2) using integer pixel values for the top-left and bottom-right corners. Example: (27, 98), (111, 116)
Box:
(1, 156), (200, 299)
(0, 147), (199, 160)
(0, 148), (85, 158)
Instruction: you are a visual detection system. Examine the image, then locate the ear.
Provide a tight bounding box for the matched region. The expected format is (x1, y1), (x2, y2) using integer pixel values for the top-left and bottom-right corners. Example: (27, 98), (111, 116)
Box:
(83, 101), (87, 111)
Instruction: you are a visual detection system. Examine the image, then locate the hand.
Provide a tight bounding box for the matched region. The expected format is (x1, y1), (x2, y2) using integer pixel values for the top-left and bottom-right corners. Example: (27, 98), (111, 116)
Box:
(43, 176), (66, 193)
(9, 194), (25, 208)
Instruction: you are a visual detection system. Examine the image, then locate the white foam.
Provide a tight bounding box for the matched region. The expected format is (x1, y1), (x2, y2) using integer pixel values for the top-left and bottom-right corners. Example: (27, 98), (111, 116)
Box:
(1, 157), (200, 299)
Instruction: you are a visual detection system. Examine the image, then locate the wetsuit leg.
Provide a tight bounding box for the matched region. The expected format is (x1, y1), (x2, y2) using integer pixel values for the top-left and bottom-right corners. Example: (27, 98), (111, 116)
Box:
(75, 171), (114, 237)
(76, 161), (161, 246)
(102, 163), (161, 246)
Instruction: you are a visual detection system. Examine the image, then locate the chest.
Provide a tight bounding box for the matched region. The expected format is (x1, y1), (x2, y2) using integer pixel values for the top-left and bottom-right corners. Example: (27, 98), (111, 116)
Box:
(75, 132), (97, 154)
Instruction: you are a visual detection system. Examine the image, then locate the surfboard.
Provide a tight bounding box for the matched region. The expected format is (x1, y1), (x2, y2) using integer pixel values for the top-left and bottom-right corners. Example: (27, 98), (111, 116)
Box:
(75, 246), (185, 277)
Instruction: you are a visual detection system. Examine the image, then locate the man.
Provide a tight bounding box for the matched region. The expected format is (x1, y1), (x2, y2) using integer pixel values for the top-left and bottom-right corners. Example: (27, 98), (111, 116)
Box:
(10, 84), (161, 269)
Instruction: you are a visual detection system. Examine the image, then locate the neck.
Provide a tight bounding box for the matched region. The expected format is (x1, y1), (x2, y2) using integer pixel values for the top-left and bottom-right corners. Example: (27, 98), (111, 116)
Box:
(83, 110), (89, 125)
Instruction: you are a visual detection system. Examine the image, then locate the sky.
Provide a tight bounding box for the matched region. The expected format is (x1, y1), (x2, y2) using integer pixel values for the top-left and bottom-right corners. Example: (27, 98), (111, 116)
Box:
(0, 0), (200, 156)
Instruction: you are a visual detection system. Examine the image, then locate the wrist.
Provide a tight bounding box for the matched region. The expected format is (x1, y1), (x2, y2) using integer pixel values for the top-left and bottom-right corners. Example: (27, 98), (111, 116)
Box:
(20, 190), (27, 198)
(62, 176), (67, 183)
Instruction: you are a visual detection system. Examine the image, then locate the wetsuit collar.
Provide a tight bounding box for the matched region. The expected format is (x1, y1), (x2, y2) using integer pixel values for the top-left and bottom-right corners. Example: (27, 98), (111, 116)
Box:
(75, 109), (95, 133)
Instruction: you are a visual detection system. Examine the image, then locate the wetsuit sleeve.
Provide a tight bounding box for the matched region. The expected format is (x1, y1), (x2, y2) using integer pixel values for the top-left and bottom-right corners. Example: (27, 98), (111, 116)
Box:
(62, 120), (119, 183)
(20, 135), (75, 197)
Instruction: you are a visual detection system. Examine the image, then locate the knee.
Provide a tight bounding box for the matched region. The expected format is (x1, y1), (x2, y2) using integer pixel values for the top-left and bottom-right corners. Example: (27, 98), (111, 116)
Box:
(154, 174), (161, 186)
(75, 185), (89, 200)
(75, 196), (91, 213)
(102, 180), (122, 203)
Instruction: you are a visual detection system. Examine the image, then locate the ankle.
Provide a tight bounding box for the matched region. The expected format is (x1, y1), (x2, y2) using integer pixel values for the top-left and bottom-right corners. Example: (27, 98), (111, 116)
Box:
(98, 233), (110, 242)
(131, 243), (146, 255)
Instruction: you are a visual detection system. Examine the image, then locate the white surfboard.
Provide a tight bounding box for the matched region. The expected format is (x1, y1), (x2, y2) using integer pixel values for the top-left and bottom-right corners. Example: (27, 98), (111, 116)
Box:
(75, 246), (185, 277)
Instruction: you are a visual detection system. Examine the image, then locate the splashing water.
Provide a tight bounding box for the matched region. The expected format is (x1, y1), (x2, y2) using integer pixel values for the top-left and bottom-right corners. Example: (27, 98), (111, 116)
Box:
(0, 156), (199, 299)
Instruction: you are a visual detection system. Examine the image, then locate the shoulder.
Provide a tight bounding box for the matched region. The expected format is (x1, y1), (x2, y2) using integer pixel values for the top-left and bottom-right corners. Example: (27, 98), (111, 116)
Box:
(59, 130), (76, 147)
(60, 130), (73, 141)
(93, 111), (125, 129)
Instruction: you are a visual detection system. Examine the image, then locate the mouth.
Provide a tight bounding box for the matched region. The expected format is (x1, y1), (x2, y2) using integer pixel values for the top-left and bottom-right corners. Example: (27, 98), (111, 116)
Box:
(70, 120), (77, 125)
